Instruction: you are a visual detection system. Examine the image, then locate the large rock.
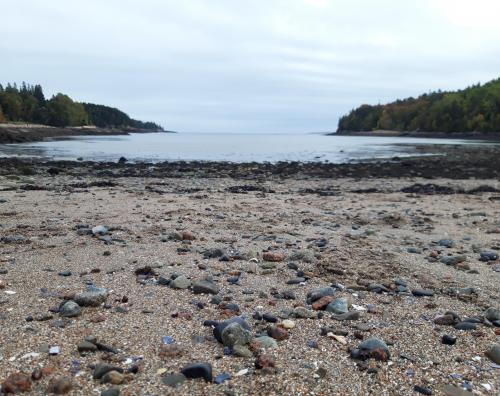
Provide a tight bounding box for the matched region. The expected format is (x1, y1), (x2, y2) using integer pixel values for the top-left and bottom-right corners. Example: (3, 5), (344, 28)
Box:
(74, 287), (108, 307)
(221, 322), (253, 347)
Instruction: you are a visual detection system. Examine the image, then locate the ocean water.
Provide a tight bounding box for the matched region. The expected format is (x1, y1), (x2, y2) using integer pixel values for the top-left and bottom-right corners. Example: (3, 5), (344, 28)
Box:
(0, 132), (487, 163)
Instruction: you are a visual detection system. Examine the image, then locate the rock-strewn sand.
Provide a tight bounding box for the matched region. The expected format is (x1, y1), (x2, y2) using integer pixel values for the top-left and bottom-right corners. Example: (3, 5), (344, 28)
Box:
(0, 170), (499, 395)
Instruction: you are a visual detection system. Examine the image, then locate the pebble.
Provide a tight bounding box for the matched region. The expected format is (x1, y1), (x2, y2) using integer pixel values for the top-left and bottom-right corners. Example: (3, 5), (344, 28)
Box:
(253, 336), (278, 349)
(306, 287), (335, 304)
(192, 279), (220, 294)
(281, 319), (296, 329)
(485, 344), (500, 364)
(101, 371), (125, 385)
(484, 307), (500, 322)
(92, 225), (108, 236)
(332, 311), (360, 321)
(74, 287), (108, 307)
(442, 335), (457, 345)
(351, 337), (390, 361)
(312, 295), (334, 310)
(440, 255), (466, 266)
(414, 385), (433, 395)
(232, 345), (253, 357)
(180, 362), (213, 382)
(221, 322), (253, 347)
(255, 354), (276, 369)
(59, 301), (81, 317)
(78, 340), (98, 352)
(479, 251), (499, 261)
(214, 372), (231, 384)
(454, 322), (476, 331)
(326, 298), (349, 314)
(101, 388), (120, 396)
(262, 252), (284, 262)
(293, 307), (316, 319)
(161, 373), (186, 387)
(412, 289), (434, 297)
(93, 364), (124, 380)
(213, 317), (251, 343)
(1, 373), (31, 393)
(267, 326), (289, 341)
(170, 275), (191, 289)
(47, 377), (73, 394)
(58, 270), (72, 277)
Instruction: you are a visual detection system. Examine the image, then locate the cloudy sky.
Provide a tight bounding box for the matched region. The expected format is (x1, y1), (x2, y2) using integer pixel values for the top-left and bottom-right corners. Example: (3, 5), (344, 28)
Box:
(2, 0), (500, 132)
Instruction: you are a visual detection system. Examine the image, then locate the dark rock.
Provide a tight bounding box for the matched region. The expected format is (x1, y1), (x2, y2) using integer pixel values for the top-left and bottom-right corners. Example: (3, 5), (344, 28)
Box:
(181, 362), (213, 382)
(454, 322), (476, 331)
(351, 337), (390, 361)
(59, 301), (81, 317)
(192, 279), (219, 294)
(93, 364), (124, 380)
(442, 335), (456, 345)
(412, 289), (434, 297)
(213, 317), (251, 343)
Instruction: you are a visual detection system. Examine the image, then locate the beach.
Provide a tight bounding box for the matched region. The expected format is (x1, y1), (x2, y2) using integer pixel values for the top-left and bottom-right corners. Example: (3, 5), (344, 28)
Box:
(0, 146), (499, 395)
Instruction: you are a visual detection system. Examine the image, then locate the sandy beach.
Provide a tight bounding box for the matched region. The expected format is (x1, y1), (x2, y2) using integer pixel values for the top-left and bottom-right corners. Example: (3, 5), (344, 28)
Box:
(0, 148), (499, 395)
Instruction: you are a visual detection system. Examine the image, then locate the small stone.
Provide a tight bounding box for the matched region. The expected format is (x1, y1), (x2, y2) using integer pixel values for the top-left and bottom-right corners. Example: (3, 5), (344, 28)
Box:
(170, 275), (191, 289)
(101, 388), (120, 396)
(161, 373), (186, 387)
(479, 251), (499, 262)
(485, 307), (500, 322)
(442, 335), (456, 345)
(58, 270), (72, 277)
(293, 307), (316, 319)
(262, 313), (278, 323)
(181, 363), (213, 382)
(213, 317), (251, 343)
(454, 322), (476, 331)
(281, 319), (296, 329)
(232, 345), (253, 357)
(414, 385), (433, 395)
(332, 311), (360, 321)
(255, 354), (276, 369)
(262, 252), (284, 262)
(307, 287), (335, 303)
(351, 337), (390, 361)
(326, 298), (349, 314)
(434, 314), (456, 326)
(46, 377), (72, 394)
(214, 372), (231, 385)
(253, 336), (278, 349)
(267, 326), (289, 341)
(485, 344), (500, 364)
(78, 340), (97, 352)
(221, 322), (253, 347)
(192, 279), (219, 294)
(312, 295), (335, 310)
(93, 364), (123, 380)
(2, 373), (31, 393)
(182, 231), (196, 240)
(59, 301), (81, 317)
(101, 371), (124, 385)
(74, 287), (108, 307)
(92, 225), (108, 236)
(412, 289), (434, 297)
(440, 255), (466, 266)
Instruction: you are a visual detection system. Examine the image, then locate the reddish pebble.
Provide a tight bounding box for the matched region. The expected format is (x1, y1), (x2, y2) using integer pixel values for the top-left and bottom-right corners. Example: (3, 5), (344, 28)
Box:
(312, 296), (334, 310)
(255, 354), (276, 369)
(262, 252), (284, 262)
(2, 373), (32, 393)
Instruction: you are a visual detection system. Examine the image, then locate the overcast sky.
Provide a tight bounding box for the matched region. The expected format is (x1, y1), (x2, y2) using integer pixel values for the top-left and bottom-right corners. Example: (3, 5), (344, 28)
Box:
(2, 0), (500, 132)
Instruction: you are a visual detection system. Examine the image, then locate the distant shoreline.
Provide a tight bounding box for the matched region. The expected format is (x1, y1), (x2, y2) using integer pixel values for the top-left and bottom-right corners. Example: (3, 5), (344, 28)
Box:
(0, 124), (170, 144)
(332, 130), (500, 140)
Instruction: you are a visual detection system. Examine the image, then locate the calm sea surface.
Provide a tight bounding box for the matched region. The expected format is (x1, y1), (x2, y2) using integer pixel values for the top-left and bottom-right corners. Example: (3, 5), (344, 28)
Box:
(0, 132), (489, 163)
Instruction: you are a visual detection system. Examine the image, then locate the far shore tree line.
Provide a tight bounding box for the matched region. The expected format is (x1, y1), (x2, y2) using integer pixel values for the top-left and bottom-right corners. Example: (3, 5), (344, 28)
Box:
(0, 82), (162, 130)
(338, 78), (500, 133)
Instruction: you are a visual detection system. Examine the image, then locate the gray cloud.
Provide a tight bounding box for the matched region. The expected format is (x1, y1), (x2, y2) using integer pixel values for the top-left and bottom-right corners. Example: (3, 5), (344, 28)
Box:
(2, 0), (500, 132)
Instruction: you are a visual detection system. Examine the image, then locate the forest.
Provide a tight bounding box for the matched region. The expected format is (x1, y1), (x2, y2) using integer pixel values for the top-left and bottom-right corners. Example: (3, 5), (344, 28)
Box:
(337, 78), (500, 133)
(0, 82), (162, 130)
